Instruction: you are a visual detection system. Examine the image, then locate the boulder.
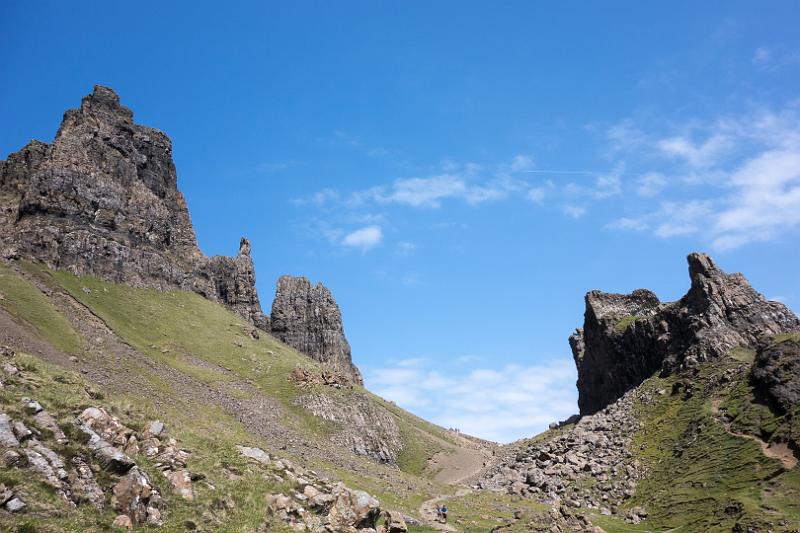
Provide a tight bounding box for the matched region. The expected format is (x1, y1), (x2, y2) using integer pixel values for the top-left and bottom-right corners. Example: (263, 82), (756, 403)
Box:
(385, 509), (408, 533)
(5, 496), (26, 513)
(236, 445), (271, 465)
(77, 422), (135, 473)
(0, 413), (20, 447)
(165, 468), (194, 500)
(112, 467), (160, 525)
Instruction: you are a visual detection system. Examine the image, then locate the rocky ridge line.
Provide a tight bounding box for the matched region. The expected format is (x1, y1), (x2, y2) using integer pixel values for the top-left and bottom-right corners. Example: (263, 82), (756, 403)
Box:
(570, 252), (799, 415)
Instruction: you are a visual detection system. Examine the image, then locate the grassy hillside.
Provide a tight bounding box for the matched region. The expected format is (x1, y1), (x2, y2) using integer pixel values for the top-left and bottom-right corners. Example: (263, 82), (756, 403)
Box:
(1, 260), (531, 531)
(0, 262), (83, 354)
(603, 355), (800, 532)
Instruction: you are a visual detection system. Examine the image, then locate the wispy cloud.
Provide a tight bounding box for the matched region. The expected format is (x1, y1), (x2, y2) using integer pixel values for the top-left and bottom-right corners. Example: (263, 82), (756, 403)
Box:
(563, 205), (587, 219)
(395, 241), (416, 255)
(297, 155), (543, 210)
(635, 172), (667, 197)
(364, 357), (577, 443)
(341, 225), (383, 251)
(752, 46), (800, 71)
(606, 106), (800, 250)
(258, 160), (301, 173)
(332, 130), (391, 158)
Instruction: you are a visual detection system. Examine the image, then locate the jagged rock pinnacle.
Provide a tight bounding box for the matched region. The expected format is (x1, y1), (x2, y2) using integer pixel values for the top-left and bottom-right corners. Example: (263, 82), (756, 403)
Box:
(570, 252), (800, 415)
(270, 276), (363, 384)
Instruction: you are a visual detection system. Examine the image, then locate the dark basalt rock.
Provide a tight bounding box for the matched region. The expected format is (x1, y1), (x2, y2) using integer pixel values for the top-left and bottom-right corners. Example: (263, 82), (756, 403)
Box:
(270, 276), (363, 384)
(751, 336), (800, 415)
(0, 86), (267, 329)
(570, 253), (800, 415)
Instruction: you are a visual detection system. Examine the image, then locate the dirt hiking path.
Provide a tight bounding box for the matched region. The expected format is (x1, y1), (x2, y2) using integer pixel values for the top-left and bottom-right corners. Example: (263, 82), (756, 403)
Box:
(712, 398), (797, 470)
(419, 488), (472, 532)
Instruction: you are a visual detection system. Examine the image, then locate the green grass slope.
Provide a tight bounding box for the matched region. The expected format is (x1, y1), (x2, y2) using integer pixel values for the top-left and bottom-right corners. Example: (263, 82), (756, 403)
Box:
(0, 260), (511, 531)
(609, 356), (800, 532)
(0, 263), (83, 354)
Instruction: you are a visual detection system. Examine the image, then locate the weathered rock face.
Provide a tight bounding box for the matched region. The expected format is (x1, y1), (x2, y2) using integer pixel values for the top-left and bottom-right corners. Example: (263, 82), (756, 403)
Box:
(752, 336), (800, 415)
(0, 86), (267, 329)
(270, 275), (362, 384)
(571, 253), (800, 415)
(296, 391), (402, 463)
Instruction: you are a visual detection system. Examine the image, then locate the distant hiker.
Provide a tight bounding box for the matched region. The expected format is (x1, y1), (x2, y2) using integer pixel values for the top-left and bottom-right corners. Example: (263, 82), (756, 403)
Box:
(435, 504), (442, 521)
(441, 504), (448, 524)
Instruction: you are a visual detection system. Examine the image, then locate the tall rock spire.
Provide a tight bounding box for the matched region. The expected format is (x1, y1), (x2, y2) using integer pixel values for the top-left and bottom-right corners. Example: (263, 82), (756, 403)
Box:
(269, 276), (363, 384)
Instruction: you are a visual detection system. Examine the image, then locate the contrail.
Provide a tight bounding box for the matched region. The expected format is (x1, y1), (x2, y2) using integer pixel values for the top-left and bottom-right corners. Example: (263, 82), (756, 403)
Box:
(520, 170), (598, 175)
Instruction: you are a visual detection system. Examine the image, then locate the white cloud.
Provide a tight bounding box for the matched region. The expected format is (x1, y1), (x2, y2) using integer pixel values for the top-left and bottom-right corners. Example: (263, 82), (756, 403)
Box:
(364, 358), (577, 443)
(752, 46), (800, 71)
(710, 148), (800, 249)
(657, 134), (732, 169)
(296, 155), (535, 211)
(396, 241), (416, 255)
(341, 225), (383, 250)
(605, 107), (800, 250)
(753, 46), (771, 65)
(605, 217), (649, 231)
(526, 187), (547, 204)
(654, 200), (714, 238)
(563, 205), (587, 219)
(510, 154), (535, 172)
(593, 163), (624, 198)
(635, 172), (667, 197)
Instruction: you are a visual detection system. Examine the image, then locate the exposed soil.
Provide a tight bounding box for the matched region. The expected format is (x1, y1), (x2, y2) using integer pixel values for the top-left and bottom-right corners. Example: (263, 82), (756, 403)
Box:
(712, 397), (797, 470)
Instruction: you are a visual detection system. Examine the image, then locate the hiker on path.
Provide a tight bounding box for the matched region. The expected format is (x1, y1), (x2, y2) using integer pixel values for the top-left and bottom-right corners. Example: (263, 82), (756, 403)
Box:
(435, 504), (442, 522)
(441, 504), (448, 524)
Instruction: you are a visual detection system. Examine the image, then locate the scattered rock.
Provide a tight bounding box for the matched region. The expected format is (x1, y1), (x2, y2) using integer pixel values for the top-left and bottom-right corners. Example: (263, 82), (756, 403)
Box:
(112, 466), (161, 526)
(0, 413), (20, 447)
(236, 445), (271, 465)
(21, 397), (43, 415)
(5, 496), (26, 513)
(481, 387), (647, 516)
(164, 468), (194, 500)
(112, 514), (133, 529)
(385, 509), (408, 532)
(69, 456), (105, 508)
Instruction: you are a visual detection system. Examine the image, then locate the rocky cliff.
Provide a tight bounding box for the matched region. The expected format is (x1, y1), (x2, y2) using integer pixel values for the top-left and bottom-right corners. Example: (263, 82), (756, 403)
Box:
(270, 276), (363, 384)
(0, 86), (268, 329)
(570, 252), (800, 415)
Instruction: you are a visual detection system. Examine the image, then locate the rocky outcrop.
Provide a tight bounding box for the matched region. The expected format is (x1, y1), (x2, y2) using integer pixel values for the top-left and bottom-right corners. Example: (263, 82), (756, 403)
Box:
(752, 335), (800, 414)
(296, 391), (402, 463)
(270, 275), (362, 383)
(0, 86), (267, 329)
(570, 253), (800, 415)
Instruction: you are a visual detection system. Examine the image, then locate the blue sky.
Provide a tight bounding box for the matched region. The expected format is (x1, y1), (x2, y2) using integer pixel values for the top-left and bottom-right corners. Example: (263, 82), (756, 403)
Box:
(2, 2), (800, 442)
